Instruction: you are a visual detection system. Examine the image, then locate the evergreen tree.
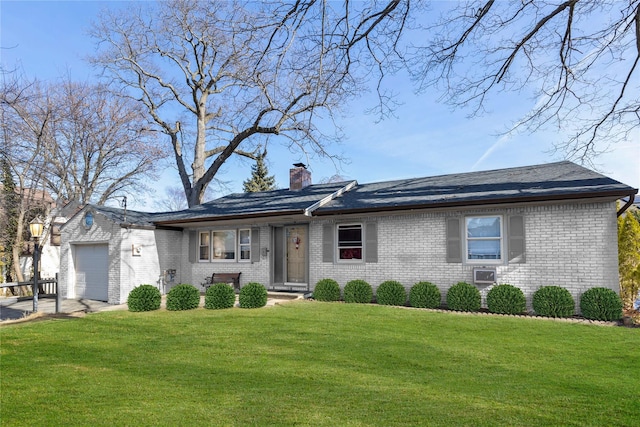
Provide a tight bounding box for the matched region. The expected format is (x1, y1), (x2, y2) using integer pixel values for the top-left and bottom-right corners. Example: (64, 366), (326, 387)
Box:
(1, 157), (18, 282)
(243, 154), (276, 193)
(618, 212), (640, 310)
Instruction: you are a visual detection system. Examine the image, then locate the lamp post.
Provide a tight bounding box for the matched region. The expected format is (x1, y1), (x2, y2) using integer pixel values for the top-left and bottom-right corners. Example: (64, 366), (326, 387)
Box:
(29, 216), (44, 313)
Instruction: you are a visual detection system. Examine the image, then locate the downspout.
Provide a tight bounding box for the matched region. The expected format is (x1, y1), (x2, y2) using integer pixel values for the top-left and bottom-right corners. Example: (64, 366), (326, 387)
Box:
(617, 194), (636, 217)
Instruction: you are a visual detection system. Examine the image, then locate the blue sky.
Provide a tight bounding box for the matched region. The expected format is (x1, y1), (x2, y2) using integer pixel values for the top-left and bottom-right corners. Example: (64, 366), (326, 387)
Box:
(2, 1), (638, 210)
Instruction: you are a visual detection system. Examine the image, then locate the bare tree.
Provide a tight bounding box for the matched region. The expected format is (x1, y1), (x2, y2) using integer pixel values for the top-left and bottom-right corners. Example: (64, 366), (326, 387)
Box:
(0, 77), (51, 282)
(1, 73), (167, 278)
(42, 79), (166, 205)
(410, 0), (640, 162)
(153, 186), (188, 212)
(90, 0), (409, 207)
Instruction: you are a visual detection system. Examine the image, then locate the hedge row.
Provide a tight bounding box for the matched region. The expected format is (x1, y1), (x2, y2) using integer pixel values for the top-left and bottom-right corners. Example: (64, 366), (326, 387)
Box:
(127, 280), (623, 321)
(127, 282), (270, 311)
(312, 279), (623, 321)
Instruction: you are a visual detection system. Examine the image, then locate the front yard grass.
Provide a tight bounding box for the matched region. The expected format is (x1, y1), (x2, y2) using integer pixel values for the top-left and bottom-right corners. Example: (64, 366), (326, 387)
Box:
(1, 302), (639, 426)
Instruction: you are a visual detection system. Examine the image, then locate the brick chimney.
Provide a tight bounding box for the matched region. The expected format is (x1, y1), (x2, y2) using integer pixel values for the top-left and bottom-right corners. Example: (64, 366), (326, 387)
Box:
(290, 163), (312, 190)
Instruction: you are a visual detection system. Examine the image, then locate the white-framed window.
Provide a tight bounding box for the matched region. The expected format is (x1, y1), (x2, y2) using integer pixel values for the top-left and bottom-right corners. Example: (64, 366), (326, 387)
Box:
(213, 230), (236, 261)
(337, 224), (363, 261)
(199, 231), (210, 261)
(465, 216), (503, 263)
(238, 229), (251, 261)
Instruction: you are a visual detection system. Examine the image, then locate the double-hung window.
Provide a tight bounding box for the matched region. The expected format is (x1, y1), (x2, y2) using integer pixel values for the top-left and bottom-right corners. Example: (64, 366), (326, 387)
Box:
(199, 232), (210, 261)
(465, 216), (502, 262)
(337, 224), (363, 261)
(238, 229), (251, 261)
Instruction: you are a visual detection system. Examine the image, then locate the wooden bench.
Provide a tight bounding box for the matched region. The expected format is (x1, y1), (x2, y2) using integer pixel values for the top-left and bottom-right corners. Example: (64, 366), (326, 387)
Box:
(202, 272), (241, 292)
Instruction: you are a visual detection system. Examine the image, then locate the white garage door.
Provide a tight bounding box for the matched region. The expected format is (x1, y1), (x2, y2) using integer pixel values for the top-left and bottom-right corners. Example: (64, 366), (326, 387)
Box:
(75, 244), (109, 301)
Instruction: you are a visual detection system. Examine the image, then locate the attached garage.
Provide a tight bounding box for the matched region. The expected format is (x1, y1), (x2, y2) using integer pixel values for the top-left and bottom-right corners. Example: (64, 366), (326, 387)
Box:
(74, 244), (109, 301)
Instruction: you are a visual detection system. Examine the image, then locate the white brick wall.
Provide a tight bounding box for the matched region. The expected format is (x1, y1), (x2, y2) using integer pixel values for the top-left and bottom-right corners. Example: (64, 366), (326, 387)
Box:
(310, 201), (619, 312)
(61, 199), (620, 311)
(184, 226), (271, 291)
(59, 209), (122, 304)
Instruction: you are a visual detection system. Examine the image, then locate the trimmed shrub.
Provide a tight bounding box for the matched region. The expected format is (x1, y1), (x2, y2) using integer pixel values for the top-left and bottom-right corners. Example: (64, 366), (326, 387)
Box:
(532, 286), (575, 318)
(239, 282), (268, 308)
(487, 284), (526, 315)
(127, 284), (161, 312)
(409, 282), (441, 309)
(580, 287), (623, 321)
(166, 284), (200, 311)
(343, 279), (373, 304)
(313, 279), (341, 302)
(376, 280), (407, 306)
(446, 282), (481, 312)
(204, 283), (236, 310)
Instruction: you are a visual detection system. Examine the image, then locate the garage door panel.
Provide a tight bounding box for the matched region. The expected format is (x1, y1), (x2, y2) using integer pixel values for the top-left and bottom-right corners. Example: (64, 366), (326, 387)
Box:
(75, 244), (108, 301)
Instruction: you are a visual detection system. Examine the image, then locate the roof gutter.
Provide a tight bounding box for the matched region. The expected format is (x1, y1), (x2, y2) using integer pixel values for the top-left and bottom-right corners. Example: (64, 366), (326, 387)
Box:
(153, 209), (306, 226)
(303, 180), (357, 217)
(617, 194), (636, 217)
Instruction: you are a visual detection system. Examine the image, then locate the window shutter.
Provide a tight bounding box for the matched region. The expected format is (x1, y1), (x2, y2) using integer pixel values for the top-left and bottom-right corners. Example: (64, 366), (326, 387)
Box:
(188, 230), (197, 263)
(508, 215), (526, 263)
(446, 218), (462, 263)
(251, 228), (260, 263)
(365, 222), (378, 263)
(322, 224), (334, 263)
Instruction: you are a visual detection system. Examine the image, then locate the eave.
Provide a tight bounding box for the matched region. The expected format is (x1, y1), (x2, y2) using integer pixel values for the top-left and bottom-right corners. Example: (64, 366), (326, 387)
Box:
(313, 188), (638, 217)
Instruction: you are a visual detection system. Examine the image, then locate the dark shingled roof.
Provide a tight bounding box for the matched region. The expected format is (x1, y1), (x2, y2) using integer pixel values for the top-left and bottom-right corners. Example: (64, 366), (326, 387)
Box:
(89, 205), (162, 227)
(314, 161), (637, 215)
(153, 181), (354, 224)
(85, 161), (636, 227)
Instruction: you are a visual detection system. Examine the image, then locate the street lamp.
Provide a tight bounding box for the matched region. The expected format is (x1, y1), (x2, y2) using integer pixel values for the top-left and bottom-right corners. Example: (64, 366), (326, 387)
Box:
(29, 216), (44, 312)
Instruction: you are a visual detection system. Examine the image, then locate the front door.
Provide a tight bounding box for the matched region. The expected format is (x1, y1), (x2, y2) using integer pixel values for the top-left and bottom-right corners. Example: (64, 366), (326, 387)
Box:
(272, 225), (308, 287)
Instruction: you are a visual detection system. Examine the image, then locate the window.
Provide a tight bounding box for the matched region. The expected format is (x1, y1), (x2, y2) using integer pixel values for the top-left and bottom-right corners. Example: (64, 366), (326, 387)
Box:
(465, 216), (502, 262)
(50, 224), (62, 246)
(199, 232), (210, 261)
(194, 229), (257, 263)
(337, 224), (363, 261)
(239, 229), (251, 261)
(213, 230), (236, 260)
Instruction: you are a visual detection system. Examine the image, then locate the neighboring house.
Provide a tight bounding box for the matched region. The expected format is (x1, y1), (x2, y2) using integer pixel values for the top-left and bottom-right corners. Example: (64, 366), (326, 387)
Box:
(0, 185), (60, 283)
(59, 161), (637, 312)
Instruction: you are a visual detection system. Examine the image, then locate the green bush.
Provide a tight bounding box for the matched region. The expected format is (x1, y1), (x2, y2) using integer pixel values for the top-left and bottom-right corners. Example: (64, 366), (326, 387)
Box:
(376, 280), (407, 306)
(239, 282), (268, 308)
(580, 287), (623, 321)
(343, 279), (373, 304)
(313, 278), (341, 302)
(487, 284), (526, 315)
(532, 286), (575, 318)
(166, 284), (200, 311)
(409, 282), (441, 309)
(446, 282), (481, 312)
(204, 283), (236, 310)
(127, 284), (161, 312)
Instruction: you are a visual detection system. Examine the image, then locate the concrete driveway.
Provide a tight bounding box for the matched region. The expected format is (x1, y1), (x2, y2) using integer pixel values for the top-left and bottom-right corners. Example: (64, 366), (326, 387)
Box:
(0, 296), (123, 322)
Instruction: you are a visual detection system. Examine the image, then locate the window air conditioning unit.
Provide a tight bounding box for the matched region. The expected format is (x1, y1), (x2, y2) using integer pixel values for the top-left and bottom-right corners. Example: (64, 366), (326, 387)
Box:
(473, 267), (496, 284)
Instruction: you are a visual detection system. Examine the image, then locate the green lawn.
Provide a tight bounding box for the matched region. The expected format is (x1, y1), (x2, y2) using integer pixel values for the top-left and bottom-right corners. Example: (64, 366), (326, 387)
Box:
(1, 302), (639, 426)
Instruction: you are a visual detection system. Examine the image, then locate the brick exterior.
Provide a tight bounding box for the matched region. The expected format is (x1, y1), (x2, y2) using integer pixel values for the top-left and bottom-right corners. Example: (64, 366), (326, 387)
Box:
(310, 200), (619, 312)
(184, 226), (271, 291)
(59, 208), (122, 304)
(61, 199), (620, 313)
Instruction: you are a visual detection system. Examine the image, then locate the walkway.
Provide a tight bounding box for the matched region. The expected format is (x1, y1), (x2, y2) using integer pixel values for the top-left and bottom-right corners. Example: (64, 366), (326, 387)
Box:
(0, 292), (304, 323)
